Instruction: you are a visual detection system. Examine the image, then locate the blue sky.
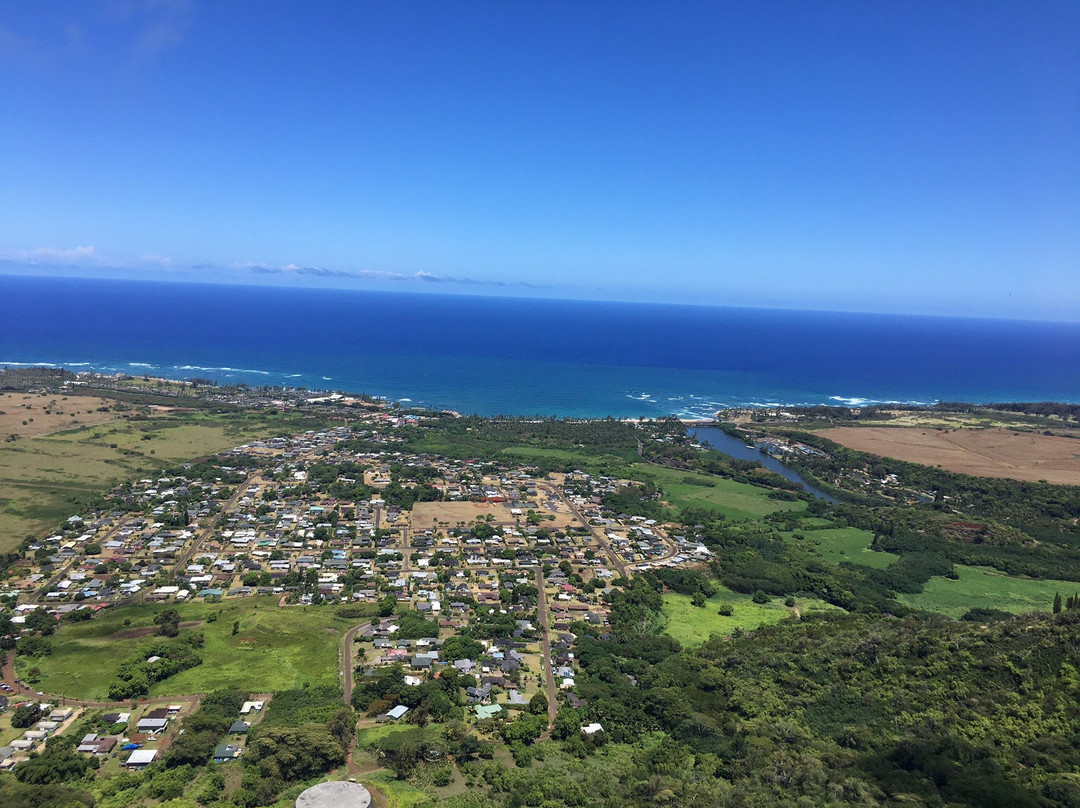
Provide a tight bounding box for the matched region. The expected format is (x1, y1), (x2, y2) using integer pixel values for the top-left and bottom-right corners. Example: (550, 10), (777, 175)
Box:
(1, 1), (1077, 319)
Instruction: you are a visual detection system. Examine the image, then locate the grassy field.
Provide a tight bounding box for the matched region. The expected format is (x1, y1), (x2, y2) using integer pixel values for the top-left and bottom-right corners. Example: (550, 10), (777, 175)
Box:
(0, 708), (22, 746)
(899, 565), (1075, 618)
(662, 586), (840, 646)
(637, 464), (807, 521)
(501, 446), (595, 462)
(0, 408), (336, 551)
(16, 597), (364, 700)
(786, 526), (899, 570)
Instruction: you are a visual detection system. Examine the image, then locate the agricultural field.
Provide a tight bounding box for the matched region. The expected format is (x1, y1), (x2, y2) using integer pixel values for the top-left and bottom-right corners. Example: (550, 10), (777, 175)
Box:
(638, 464), (807, 521)
(661, 585), (840, 646)
(898, 565), (1073, 618)
(786, 526), (899, 570)
(0, 392), (123, 438)
(817, 425), (1080, 485)
(0, 407), (337, 551)
(16, 597), (367, 700)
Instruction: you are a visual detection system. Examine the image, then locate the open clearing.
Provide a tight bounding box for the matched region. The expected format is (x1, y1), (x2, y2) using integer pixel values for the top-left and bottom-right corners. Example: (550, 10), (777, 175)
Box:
(899, 565), (1075, 618)
(0, 391), (122, 438)
(16, 596), (359, 700)
(818, 426), (1080, 485)
(639, 464), (806, 521)
(786, 526), (899, 570)
(410, 499), (578, 531)
(0, 408), (334, 551)
(662, 586), (840, 646)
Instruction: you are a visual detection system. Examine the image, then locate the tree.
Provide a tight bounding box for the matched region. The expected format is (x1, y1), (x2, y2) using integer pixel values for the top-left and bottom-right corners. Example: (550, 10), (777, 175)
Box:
(14, 736), (93, 784)
(11, 705), (43, 728)
(378, 594), (398, 617)
(155, 608), (181, 637)
(1054, 592), (1063, 614)
(501, 713), (544, 745)
(528, 692), (549, 715)
(249, 726), (346, 781)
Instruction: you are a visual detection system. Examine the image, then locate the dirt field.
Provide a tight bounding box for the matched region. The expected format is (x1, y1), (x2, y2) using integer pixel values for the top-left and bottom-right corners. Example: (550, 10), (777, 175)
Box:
(819, 427), (1080, 485)
(410, 500), (581, 531)
(0, 392), (121, 438)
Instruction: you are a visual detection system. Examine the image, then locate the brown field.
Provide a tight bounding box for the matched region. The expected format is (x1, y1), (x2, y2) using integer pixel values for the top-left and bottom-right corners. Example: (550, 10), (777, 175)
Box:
(819, 427), (1080, 485)
(0, 392), (122, 438)
(410, 500), (581, 531)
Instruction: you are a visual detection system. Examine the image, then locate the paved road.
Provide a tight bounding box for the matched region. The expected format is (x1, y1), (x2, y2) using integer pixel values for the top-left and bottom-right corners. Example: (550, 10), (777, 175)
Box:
(34, 514), (139, 603)
(173, 474), (260, 571)
(539, 482), (628, 577)
(534, 567), (558, 730)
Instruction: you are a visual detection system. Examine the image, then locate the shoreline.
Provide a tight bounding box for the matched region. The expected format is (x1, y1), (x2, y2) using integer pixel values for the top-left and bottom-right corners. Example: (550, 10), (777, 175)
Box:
(5, 360), (1080, 421)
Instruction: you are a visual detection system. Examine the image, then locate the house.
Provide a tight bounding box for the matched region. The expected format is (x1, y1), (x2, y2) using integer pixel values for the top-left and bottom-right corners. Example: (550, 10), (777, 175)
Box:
(78, 735), (118, 755)
(125, 749), (158, 769)
(214, 743), (242, 762)
(505, 689), (527, 706)
(229, 721), (250, 734)
(582, 722), (604, 735)
(378, 705), (409, 722)
(240, 700), (264, 714)
(136, 718), (169, 734)
(474, 704), (503, 720)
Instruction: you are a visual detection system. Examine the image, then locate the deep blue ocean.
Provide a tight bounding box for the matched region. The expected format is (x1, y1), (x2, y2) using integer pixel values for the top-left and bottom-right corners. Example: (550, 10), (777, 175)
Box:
(3, 275), (1078, 417)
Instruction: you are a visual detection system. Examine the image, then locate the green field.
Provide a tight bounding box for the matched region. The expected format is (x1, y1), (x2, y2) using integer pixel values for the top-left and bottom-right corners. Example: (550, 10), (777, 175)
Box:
(16, 597), (366, 700)
(662, 586), (840, 646)
(501, 446), (596, 462)
(637, 464), (807, 521)
(787, 527), (899, 570)
(899, 565), (1075, 618)
(0, 408), (335, 550)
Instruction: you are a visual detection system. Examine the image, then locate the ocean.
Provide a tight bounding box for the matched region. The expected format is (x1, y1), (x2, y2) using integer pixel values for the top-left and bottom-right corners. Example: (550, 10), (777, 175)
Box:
(2, 275), (1078, 418)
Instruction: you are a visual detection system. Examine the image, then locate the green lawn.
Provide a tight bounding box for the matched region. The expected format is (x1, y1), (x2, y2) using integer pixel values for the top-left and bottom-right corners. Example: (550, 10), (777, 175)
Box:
(662, 585), (841, 646)
(787, 527), (899, 570)
(899, 566), (1075, 618)
(17, 597), (352, 700)
(638, 464), (806, 521)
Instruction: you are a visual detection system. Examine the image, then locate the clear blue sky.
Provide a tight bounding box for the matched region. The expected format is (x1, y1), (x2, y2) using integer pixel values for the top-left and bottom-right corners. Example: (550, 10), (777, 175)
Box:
(1, 1), (1077, 319)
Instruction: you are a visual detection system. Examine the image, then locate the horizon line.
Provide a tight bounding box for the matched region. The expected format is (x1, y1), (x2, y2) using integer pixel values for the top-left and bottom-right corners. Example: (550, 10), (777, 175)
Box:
(3, 270), (1079, 326)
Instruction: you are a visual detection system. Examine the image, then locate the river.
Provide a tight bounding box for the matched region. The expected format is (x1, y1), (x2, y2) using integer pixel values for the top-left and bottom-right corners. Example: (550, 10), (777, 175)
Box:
(687, 426), (840, 503)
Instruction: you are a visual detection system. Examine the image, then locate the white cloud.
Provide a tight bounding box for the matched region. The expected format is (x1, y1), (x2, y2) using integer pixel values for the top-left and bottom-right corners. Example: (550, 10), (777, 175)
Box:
(4, 245), (99, 263)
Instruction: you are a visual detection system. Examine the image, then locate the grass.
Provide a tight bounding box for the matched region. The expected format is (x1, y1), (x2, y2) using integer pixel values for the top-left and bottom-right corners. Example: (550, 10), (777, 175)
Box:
(899, 565), (1076, 618)
(0, 710), (22, 746)
(365, 770), (435, 808)
(662, 585), (841, 646)
(786, 527), (899, 570)
(0, 408), (337, 551)
(17, 597), (351, 700)
(636, 464), (807, 521)
(501, 446), (595, 462)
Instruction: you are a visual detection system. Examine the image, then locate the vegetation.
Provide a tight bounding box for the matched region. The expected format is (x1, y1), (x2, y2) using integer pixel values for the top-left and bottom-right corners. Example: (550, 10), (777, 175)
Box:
(17, 597), (344, 699)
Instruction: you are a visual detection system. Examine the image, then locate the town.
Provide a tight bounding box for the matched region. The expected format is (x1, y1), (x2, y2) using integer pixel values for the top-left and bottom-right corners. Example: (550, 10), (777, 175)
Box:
(0, 405), (712, 773)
